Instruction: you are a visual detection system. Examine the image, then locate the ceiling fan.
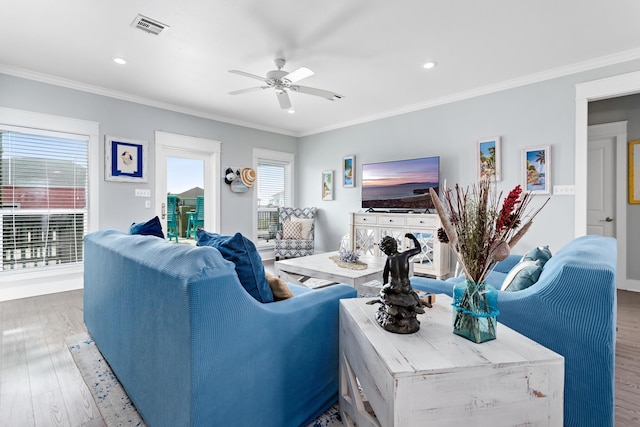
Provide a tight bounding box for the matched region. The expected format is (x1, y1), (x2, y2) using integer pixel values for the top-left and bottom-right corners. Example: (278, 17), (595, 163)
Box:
(228, 58), (344, 110)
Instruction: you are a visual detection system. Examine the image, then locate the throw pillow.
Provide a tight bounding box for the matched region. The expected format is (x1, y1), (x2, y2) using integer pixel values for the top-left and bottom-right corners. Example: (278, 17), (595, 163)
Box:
(281, 221), (302, 239)
(265, 272), (293, 301)
(196, 229), (274, 303)
(501, 260), (543, 292)
(290, 217), (314, 240)
(129, 216), (165, 239)
(521, 245), (552, 267)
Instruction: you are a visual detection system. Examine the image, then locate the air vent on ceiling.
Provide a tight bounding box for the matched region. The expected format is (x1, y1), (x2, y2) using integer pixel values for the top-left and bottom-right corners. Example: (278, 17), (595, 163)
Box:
(132, 14), (169, 35)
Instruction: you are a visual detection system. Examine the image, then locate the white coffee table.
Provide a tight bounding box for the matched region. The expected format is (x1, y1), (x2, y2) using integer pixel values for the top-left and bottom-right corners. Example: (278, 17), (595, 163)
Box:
(274, 251), (399, 295)
(339, 296), (565, 427)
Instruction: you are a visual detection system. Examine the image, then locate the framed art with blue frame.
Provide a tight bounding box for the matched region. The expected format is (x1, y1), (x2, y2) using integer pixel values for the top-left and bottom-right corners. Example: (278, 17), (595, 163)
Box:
(105, 135), (148, 182)
(343, 155), (355, 187)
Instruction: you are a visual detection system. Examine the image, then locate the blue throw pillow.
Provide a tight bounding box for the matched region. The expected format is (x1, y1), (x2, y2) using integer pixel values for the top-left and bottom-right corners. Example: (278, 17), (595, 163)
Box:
(522, 245), (552, 266)
(196, 229), (274, 303)
(130, 216), (165, 239)
(501, 260), (543, 292)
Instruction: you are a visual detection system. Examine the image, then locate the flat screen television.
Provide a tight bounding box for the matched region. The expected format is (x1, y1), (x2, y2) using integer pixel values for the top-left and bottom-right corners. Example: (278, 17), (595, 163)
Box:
(361, 156), (440, 211)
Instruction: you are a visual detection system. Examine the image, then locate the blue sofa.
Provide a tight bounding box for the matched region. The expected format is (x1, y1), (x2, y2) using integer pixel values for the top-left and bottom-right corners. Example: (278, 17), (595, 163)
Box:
(83, 229), (357, 427)
(411, 235), (617, 427)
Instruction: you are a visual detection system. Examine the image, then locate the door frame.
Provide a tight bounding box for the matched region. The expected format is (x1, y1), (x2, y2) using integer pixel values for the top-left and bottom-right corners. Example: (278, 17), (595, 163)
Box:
(576, 71), (640, 291)
(154, 131), (221, 235)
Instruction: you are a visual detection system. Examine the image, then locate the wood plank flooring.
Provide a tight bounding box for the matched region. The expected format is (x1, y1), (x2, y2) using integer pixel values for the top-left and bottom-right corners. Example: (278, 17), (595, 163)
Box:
(0, 288), (638, 426)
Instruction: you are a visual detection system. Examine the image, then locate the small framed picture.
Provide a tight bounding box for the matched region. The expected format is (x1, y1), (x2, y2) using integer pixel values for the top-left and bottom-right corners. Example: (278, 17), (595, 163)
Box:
(477, 136), (501, 181)
(343, 155), (355, 188)
(522, 145), (551, 194)
(630, 140), (640, 204)
(322, 170), (334, 201)
(105, 136), (148, 182)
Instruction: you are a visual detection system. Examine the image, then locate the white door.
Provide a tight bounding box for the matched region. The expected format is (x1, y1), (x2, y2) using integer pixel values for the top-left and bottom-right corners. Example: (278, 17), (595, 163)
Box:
(154, 132), (221, 237)
(586, 136), (615, 237)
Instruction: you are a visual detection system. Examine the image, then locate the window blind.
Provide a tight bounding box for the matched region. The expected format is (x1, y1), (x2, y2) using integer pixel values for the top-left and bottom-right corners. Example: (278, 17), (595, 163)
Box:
(256, 159), (290, 243)
(0, 130), (88, 270)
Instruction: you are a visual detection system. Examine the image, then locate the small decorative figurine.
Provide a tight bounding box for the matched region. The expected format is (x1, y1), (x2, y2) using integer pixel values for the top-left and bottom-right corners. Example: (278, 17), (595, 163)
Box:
(368, 233), (429, 334)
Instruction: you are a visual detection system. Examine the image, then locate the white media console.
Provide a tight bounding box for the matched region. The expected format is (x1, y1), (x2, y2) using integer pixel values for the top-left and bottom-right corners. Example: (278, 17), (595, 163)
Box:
(349, 211), (450, 279)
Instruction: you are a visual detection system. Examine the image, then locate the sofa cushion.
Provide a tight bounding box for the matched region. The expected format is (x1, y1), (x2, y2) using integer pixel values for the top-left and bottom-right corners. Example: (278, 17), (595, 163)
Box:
(266, 272), (293, 300)
(501, 260), (543, 291)
(129, 216), (165, 239)
(282, 221), (302, 239)
(521, 245), (552, 266)
(290, 217), (314, 240)
(196, 229), (274, 303)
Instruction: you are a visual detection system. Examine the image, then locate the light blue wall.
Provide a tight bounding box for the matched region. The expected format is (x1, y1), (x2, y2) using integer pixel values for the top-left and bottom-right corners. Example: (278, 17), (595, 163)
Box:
(0, 73), (297, 236)
(297, 59), (640, 258)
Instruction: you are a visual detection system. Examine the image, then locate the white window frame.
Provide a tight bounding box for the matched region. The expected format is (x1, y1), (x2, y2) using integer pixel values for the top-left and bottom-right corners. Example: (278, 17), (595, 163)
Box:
(0, 107), (99, 301)
(253, 148), (295, 250)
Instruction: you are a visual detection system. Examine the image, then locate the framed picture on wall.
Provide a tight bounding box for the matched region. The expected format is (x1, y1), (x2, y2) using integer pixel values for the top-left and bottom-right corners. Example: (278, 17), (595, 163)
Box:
(477, 136), (501, 181)
(522, 145), (551, 194)
(630, 140), (640, 204)
(105, 135), (148, 182)
(343, 155), (355, 188)
(322, 170), (334, 201)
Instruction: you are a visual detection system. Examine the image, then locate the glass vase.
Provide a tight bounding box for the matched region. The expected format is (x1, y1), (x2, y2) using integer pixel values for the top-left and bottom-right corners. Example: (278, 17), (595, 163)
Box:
(452, 280), (499, 343)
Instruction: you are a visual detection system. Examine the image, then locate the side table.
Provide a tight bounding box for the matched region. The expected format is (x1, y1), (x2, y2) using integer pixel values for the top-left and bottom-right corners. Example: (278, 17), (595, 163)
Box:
(339, 296), (564, 427)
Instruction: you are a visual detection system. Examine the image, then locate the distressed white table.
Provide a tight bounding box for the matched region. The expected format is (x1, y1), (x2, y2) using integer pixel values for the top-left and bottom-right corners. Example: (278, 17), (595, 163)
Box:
(339, 296), (564, 427)
(274, 251), (407, 295)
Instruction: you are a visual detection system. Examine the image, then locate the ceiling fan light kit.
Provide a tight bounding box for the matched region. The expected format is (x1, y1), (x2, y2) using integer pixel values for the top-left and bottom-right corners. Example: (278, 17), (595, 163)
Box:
(229, 58), (344, 110)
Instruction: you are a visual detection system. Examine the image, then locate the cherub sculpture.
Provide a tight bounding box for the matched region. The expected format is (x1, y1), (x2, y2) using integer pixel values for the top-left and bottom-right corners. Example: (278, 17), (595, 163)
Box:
(368, 233), (429, 334)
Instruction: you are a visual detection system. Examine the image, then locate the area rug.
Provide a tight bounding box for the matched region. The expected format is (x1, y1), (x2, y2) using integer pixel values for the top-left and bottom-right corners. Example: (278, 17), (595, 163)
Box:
(66, 333), (344, 427)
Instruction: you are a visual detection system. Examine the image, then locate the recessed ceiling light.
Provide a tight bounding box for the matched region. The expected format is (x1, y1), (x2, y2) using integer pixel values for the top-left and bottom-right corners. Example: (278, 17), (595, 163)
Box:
(287, 109), (296, 114)
(113, 57), (127, 65)
(423, 61), (437, 70)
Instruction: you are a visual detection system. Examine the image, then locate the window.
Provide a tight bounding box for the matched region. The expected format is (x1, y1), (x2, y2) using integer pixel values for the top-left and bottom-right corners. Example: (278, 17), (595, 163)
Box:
(0, 129), (88, 270)
(253, 149), (294, 246)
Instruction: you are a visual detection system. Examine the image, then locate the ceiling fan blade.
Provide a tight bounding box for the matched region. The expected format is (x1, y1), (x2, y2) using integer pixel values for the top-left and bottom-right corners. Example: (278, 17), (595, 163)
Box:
(229, 86), (269, 95)
(284, 66), (314, 83)
(276, 90), (292, 109)
(290, 85), (344, 101)
(228, 70), (268, 83)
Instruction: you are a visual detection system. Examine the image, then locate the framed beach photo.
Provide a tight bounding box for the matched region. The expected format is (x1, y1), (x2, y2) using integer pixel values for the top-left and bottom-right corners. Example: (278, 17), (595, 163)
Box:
(522, 145), (550, 194)
(477, 136), (501, 181)
(630, 140), (640, 204)
(105, 136), (148, 182)
(343, 155), (355, 187)
(322, 170), (334, 201)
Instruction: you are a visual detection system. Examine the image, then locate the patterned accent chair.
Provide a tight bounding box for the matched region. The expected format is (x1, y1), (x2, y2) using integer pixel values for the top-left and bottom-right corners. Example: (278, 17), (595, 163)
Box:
(274, 207), (317, 260)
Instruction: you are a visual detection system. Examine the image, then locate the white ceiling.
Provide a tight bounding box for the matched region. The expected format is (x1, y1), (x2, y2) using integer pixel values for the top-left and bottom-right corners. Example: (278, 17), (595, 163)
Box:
(3, 1), (640, 136)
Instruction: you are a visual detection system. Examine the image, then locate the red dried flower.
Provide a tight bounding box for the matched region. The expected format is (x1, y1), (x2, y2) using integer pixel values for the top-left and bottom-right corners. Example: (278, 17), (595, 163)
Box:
(496, 185), (522, 232)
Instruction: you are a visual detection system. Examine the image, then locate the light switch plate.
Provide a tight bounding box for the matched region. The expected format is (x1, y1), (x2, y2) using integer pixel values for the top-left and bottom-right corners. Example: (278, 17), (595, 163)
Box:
(135, 189), (151, 197)
(553, 185), (575, 195)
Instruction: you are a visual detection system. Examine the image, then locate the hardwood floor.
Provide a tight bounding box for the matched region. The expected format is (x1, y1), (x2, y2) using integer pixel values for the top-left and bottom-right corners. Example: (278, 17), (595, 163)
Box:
(0, 288), (638, 426)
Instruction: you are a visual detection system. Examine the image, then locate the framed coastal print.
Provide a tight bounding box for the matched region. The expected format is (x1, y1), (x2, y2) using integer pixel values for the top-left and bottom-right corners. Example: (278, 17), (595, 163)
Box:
(105, 136), (148, 182)
(630, 140), (640, 204)
(477, 136), (501, 181)
(522, 145), (550, 194)
(322, 170), (334, 201)
(343, 155), (355, 187)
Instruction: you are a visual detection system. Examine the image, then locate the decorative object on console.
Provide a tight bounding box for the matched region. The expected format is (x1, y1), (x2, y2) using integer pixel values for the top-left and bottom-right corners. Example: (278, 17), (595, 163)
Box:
(105, 135), (147, 182)
(322, 170), (334, 201)
(274, 207), (317, 260)
(629, 139), (640, 204)
(367, 234), (428, 334)
(429, 181), (549, 343)
(477, 136), (501, 182)
(343, 155), (355, 188)
(522, 145), (551, 194)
